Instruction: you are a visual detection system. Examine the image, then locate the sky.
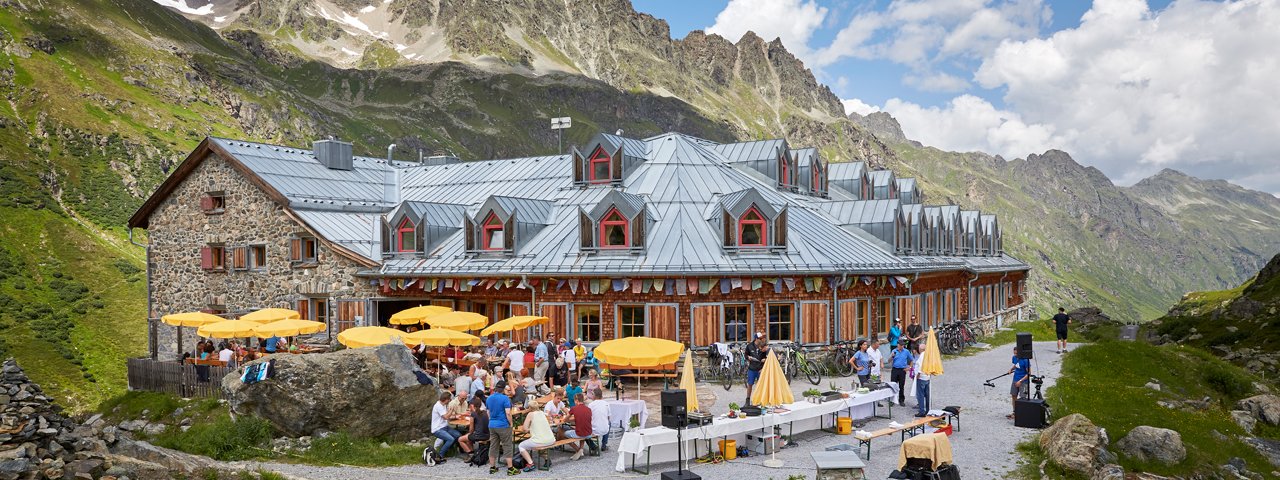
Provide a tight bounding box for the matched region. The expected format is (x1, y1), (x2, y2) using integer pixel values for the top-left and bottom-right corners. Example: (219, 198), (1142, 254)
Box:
(632, 0), (1280, 195)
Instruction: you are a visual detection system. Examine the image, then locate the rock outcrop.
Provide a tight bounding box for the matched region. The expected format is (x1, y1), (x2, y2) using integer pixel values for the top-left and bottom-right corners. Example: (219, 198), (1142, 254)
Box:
(1115, 426), (1185, 465)
(224, 342), (439, 439)
(1237, 394), (1280, 426)
(1039, 413), (1121, 478)
(0, 358), (110, 480)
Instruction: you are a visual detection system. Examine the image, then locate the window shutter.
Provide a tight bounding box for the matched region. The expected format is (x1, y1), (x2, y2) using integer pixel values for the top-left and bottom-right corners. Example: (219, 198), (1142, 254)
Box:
(200, 246), (213, 270)
(289, 238), (302, 262)
(417, 221), (427, 256)
(722, 211), (735, 247)
(232, 247), (247, 270)
(774, 209), (788, 247)
(578, 211), (593, 249)
(611, 148), (623, 182)
(380, 220), (391, 255)
(464, 216), (476, 252)
(631, 210), (645, 249)
(503, 213), (515, 251)
(572, 150), (584, 184)
(297, 298), (310, 320)
(200, 196), (213, 212)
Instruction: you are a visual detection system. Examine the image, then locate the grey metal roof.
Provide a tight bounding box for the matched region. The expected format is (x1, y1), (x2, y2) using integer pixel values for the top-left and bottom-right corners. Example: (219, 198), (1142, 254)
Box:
(896, 178), (916, 193)
(792, 148), (817, 168)
(827, 162), (866, 180)
(868, 170), (896, 187)
(901, 204), (923, 225)
(198, 133), (1025, 276)
(960, 210), (981, 232)
(980, 214), (998, 234)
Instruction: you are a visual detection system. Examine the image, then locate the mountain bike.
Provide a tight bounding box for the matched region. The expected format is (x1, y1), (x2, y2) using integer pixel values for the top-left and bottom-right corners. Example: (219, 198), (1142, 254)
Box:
(778, 342), (821, 385)
(829, 340), (857, 377)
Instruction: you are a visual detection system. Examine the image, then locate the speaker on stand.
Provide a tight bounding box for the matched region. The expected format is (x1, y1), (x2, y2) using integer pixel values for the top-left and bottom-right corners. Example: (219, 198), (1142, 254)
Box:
(1016, 332), (1033, 359)
(659, 389), (700, 480)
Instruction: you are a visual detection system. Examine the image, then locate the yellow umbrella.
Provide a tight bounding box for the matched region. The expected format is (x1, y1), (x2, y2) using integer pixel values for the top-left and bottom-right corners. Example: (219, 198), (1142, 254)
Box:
(161, 312), (226, 327)
(921, 328), (944, 376)
(389, 305), (454, 325)
(197, 320), (263, 338)
(405, 328), (482, 347)
(423, 311), (489, 331)
(239, 308), (301, 323)
(336, 326), (419, 348)
(750, 349), (794, 407)
(678, 349), (699, 412)
(253, 319), (326, 338)
(481, 315), (549, 337)
(593, 337), (684, 367)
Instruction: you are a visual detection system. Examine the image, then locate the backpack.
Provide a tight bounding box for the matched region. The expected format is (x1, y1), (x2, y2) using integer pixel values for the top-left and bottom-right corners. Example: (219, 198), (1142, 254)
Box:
(511, 455), (527, 470)
(467, 443), (490, 467)
(422, 446), (437, 466)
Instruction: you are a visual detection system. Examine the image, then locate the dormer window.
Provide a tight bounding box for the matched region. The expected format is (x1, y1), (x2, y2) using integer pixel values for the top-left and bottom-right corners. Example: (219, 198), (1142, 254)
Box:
(589, 147), (611, 183)
(599, 208), (630, 248)
(780, 157), (792, 187)
(482, 213), (504, 250)
(739, 208), (767, 247)
(396, 218), (416, 252)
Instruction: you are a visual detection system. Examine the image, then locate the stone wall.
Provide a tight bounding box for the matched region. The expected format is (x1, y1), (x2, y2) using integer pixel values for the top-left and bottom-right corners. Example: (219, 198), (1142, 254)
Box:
(145, 152), (378, 360)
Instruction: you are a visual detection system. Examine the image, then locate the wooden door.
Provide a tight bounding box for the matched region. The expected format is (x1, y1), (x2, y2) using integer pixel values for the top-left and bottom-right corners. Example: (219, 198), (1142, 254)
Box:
(800, 302), (829, 344)
(334, 300), (365, 333)
(648, 305), (678, 341)
(540, 304), (566, 344)
(838, 301), (857, 341)
(509, 303), (532, 343)
(691, 304), (720, 347)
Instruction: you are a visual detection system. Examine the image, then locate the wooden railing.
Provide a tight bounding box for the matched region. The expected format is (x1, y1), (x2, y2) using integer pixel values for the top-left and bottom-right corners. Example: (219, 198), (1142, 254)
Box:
(126, 357), (235, 399)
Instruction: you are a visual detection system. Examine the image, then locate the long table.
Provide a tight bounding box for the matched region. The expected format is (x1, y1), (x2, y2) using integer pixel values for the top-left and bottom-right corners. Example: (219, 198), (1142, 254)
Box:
(614, 388), (894, 473)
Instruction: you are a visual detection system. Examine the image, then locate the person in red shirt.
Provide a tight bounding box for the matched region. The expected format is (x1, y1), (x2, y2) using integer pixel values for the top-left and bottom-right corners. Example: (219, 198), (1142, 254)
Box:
(558, 392), (593, 461)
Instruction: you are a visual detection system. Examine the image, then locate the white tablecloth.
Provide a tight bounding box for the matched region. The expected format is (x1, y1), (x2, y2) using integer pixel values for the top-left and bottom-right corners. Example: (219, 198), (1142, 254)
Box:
(614, 389), (893, 472)
(606, 399), (649, 431)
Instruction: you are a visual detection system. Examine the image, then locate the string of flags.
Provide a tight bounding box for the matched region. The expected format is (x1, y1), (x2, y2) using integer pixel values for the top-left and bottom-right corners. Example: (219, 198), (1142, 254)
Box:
(374, 274), (913, 294)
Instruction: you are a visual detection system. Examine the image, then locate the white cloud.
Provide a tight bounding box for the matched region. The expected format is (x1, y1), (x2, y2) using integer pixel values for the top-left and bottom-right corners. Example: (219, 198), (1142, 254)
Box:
(842, 98), (881, 116)
(706, 0), (828, 60)
(904, 71), (969, 92)
(969, 0), (1280, 191)
(884, 95), (1066, 158)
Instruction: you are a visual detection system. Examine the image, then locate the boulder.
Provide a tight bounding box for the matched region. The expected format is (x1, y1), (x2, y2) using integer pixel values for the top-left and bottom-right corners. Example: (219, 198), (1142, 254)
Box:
(1246, 437), (1280, 468)
(1233, 410), (1257, 433)
(108, 439), (217, 475)
(1039, 413), (1113, 475)
(1115, 426), (1186, 465)
(1237, 394), (1280, 426)
(223, 341), (439, 438)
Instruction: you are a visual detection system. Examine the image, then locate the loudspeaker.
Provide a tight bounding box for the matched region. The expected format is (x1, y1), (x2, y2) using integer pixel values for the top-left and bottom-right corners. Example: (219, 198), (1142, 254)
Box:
(1015, 398), (1048, 428)
(1016, 333), (1034, 359)
(661, 389), (687, 429)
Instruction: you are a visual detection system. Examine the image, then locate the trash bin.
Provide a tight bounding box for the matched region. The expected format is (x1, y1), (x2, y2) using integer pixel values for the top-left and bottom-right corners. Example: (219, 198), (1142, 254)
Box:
(836, 417), (853, 435)
(718, 439), (737, 460)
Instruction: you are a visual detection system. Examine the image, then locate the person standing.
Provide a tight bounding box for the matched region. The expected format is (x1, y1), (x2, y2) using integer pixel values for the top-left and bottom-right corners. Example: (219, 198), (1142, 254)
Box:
(561, 344), (577, 381)
(1008, 346), (1032, 419)
(913, 342), (931, 417)
(867, 339), (883, 383)
(1053, 308), (1071, 353)
(889, 342), (913, 406)
(850, 340), (872, 386)
(487, 381), (518, 475)
(455, 367), (473, 397)
(532, 336), (550, 385)
(905, 315), (924, 352)
(888, 319), (902, 350)
(744, 332), (769, 405)
(506, 344), (525, 379)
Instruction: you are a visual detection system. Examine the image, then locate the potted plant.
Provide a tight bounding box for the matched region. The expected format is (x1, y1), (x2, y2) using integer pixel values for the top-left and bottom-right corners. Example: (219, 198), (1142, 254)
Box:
(803, 388), (822, 403)
(727, 402), (740, 418)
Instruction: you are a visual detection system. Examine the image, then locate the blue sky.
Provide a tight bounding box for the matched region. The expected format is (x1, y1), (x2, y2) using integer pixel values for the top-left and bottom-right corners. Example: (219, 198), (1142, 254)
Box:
(630, 1), (1280, 195)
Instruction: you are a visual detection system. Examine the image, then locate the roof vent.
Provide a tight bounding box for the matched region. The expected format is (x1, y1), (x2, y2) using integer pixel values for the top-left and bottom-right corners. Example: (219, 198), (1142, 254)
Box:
(422, 154), (463, 166)
(313, 139), (354, 171)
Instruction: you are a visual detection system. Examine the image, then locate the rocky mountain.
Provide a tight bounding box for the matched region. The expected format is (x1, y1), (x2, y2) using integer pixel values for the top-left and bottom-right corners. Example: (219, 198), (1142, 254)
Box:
(2, 0), (1279, 408)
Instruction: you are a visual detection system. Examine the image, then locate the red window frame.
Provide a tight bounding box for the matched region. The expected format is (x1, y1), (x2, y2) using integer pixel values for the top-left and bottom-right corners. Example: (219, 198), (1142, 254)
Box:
(396, 218), (415, 252)
(481, 212), (504, 251)
(588, 147), (611, 184)
(813, 166), (822, 193)
(780, 157), (791, 186)
(738, 206), (767, 247)
(598, 208), (629, 249)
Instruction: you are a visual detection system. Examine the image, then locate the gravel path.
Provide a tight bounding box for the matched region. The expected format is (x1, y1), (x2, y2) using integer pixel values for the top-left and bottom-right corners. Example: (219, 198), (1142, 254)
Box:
(241, 340), (1074, 480)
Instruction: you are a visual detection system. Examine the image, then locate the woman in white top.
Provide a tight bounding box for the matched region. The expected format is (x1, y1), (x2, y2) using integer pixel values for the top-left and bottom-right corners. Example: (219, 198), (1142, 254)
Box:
(868, 339), (884, 383)
(518, 401), (556, 472)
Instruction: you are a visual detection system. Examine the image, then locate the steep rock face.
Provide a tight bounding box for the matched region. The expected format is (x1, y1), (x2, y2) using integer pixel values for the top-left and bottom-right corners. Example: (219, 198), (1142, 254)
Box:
(848, 111), (911, 145)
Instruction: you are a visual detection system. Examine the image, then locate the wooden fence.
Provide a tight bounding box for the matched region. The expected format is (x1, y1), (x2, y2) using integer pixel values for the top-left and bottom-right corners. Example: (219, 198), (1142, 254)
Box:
(126, 357), (235, 399)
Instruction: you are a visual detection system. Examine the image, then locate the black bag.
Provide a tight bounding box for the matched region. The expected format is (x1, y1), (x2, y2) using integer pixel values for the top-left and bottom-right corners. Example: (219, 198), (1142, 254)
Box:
(511, 455), (528, 470)
(467, 443), (490, 467)
(740, 405), (763, 417)
(422, 446), (437, 466)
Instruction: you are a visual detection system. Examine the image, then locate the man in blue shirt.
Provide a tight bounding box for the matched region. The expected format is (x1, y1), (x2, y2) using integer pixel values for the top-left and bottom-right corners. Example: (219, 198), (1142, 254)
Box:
(486, 381), (517, 475)
(264, 335), (280, 354)
(532, 336), (550, 385)
(1008, 346), (1032, 419)
(889, 342), (913, 405)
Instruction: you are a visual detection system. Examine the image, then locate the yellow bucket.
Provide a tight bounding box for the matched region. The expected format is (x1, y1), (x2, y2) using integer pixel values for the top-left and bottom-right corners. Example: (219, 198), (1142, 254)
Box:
(836, 417), (853, 435)
(718, 439), (737, 460)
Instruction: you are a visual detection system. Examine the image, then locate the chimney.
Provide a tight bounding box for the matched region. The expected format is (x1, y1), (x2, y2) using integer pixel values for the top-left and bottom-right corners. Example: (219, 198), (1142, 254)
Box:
(313, 139), (354, 170)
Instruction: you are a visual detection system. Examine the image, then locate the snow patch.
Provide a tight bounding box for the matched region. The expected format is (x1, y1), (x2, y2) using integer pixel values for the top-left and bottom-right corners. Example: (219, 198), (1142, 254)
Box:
(316, 6), (389, 39)
(151, 0), (214, 16)
(214, 16), (227, 22)
(359, 5), (376, 13)
(394, 43), (407, 52)
(341, 47), (360, 56)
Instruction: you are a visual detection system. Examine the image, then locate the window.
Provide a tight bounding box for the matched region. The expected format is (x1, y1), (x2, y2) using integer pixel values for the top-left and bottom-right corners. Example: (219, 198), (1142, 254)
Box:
(312, 298), (328, 324)
(856, 299), (870, 339)
(724, 304), (750, 342)
(780, 156), (791, 186)
(876, 299), (891, 337)
(589, 147), (611, 183)
(248, 245), (267, 270)
(575, 304), (601, 342)
(200, 245), (226, 271)
(201, 192), (225, 214)
(618, 305), (645, 338)
(813, 168), (823, 194)
(482, 213), (504, 250)
(396, 218), (416, 252)
(599, 208), (629, 249)
(739, 207), (767, 247)
(290, 237), (318, 265)
(767, 303), (793, 341)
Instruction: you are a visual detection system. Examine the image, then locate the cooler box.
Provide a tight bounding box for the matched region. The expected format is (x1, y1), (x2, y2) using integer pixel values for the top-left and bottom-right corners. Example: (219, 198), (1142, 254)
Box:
(746, 432), (778, 454)
(717, 439), (737, 460)
(836, 417), (853, 435)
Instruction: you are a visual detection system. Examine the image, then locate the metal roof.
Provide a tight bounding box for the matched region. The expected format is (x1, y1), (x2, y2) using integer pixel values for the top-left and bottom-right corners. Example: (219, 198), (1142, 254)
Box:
(868, 169), (896, 187)
(896, 178), (916, 192)
(185, 133), (1025, 275)
(828, 162), (866, 180)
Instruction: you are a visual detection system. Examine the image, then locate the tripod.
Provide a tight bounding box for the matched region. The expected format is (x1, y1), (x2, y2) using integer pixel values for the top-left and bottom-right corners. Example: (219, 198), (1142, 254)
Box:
(982, 372), (1011, 388)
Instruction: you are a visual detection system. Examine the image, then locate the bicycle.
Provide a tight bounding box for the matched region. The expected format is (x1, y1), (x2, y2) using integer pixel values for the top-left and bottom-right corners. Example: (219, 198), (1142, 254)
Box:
(829, 340), (857, 377)
(777, 342), (821, 386)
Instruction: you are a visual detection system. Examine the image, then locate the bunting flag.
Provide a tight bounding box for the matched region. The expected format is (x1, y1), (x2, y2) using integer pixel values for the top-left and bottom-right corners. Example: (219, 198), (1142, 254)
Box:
(863, 276), (874, 285)
(664, 279), (675, 295)
(590, 279), (602, 294)
(731, 278), (743, 290)
(877, 276), (887, 289)
(632, 280), (643, 294)
(804, 277), (815, 292)
(698, 279), (712, 295)
(895, 276), (911, 288)
(505, 278), (516, 289)
(783, 277), (796, 291)
(569, 279), (579, 294)
(687, 278), (698, 294)
(642, 279), (653, 292)
(445, 279), (455, 289)
(677, 279), (688, 296)
(612, 279), (627, 292)
(889, 277), (897, 288)
(654, 279), (665, 293)
(752, 278), (763, 291)
(557, 279), (568, 291)
(773, 279), (783, 294)
(815, 277), (824, 291)
(720, 278), (731, 294)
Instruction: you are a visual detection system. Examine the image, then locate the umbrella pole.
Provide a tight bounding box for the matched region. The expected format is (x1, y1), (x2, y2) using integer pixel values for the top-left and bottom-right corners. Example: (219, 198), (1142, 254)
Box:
(763, 410), (784, 468)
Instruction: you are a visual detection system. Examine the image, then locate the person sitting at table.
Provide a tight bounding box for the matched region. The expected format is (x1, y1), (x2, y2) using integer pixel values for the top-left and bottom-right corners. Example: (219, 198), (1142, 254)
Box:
(471, 369), (488, 397)
(455, 367), (473, 397)
(518, 377), (539, 407)
(517, 401), (555, 473)
(557, 392), (592, 460)
(458, 397), (489, 461)
(440, 366), (459, 392)
(560, 345), (577, 382)
(550, 357), (569, 390)
(483, 339), (498, 358)
(578, 350), (599, 380)
(264, 335), (281, 354)
(583, 369), (603, 396)
(564, 377), (584, 408)
(586, 389), (611, 452)
(464, 347), (483, 362)
(430, 391), (472, 463)
(505, 344), (525, 378)
(218, 342), (235, 367)
(448, 390), (471, 420)
(543, 390), (565, 419)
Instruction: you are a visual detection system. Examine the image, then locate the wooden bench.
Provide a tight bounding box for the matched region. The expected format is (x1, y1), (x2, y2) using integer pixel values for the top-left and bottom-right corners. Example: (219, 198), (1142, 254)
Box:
(531, 436), (596, 471)
(605, 363), (678, 398)
(853, 416), (942, 460)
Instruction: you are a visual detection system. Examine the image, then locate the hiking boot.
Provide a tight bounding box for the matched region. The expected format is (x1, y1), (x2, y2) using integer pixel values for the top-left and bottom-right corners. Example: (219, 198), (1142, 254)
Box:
(490, 466), (499, 475)
(571, 448), (585, 461)
(521, 464), (537, 473)
(507, 467), (521, 475)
